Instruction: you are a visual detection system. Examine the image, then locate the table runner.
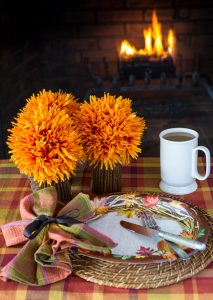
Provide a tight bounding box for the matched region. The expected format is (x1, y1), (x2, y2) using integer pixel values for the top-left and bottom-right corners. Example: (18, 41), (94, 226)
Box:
(0, 158), (212, 299)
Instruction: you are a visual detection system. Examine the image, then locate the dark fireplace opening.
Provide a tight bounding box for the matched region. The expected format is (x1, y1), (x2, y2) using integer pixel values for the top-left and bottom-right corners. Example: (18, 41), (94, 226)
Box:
(1, 0), (213, 159)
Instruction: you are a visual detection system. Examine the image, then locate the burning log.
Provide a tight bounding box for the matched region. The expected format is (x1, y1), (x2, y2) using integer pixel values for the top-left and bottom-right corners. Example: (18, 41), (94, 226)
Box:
(118, 54), (176, 79)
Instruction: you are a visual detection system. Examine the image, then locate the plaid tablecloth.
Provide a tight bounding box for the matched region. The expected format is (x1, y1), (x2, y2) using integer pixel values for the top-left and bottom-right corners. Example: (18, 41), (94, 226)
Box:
(0, 158), (212, 300)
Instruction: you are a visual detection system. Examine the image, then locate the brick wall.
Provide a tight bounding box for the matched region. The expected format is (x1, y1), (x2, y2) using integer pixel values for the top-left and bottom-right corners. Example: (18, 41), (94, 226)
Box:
(1, 0), (213, 97)
(38, 0), (213, 96)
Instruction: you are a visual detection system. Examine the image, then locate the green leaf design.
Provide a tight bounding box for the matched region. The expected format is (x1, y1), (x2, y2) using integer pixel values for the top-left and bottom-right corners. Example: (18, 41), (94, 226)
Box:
(197, 228), (205, 238)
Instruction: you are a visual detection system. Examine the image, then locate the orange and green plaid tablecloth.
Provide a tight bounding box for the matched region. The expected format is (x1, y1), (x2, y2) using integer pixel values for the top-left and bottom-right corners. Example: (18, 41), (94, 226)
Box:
(0, 158), (213, 300)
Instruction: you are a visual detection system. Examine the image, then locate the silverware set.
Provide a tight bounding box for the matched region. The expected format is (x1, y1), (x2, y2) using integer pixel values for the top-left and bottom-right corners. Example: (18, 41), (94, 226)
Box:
(140, 211), (190, 259)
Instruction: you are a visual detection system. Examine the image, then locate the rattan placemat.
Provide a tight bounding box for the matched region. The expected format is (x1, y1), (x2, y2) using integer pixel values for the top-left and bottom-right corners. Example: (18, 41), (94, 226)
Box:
(70, 198), (213, 289)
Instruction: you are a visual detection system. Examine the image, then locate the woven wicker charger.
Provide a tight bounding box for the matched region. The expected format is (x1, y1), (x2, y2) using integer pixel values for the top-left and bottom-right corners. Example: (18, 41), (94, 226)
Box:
(70, 193), (213, 289)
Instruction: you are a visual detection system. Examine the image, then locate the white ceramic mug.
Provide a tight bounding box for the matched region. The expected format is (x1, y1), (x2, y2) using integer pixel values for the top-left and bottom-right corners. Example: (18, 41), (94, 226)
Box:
(159, 128), (211, 195)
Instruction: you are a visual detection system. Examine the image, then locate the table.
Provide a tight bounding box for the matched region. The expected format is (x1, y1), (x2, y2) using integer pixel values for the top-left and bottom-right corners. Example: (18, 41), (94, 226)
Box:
(0, 158), (212, 300)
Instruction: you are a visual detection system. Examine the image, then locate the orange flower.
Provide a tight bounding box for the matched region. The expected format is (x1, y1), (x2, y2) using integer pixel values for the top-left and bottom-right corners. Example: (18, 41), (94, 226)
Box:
(23, 89), (80, 122)
(7, 98), (82, 186)
(77, 93), (146, 170)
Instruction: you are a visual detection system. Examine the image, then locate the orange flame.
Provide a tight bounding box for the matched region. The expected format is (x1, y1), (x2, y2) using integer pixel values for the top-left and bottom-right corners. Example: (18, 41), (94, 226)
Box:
(167, 29), (175, 55)
(120, 40), (137, 56)
(120, 10), (175, 58)
(152, 10), (164, 56)
(143, 27), (152, 55)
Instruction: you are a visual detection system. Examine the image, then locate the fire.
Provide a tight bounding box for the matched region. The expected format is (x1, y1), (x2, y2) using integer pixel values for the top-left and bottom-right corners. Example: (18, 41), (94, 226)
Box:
(167, 29), (175, 55)
(120, 40), (137, 56)
(120, 10), (175, 58)
(143, 27), (152, 55)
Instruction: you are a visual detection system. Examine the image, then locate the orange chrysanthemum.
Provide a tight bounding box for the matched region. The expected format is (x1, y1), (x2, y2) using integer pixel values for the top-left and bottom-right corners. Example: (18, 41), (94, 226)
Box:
(78, 93), (146, 170)
(7, 99), (82, 186)
(23, 89), (80, 122)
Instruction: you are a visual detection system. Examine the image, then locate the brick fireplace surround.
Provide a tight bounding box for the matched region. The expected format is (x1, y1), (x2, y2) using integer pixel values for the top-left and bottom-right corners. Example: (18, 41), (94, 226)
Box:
(0, 0), (213, 158)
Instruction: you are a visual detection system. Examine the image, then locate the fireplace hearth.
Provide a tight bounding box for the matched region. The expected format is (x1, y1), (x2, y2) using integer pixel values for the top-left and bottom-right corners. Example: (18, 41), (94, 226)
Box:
(82, 54), (204, 99)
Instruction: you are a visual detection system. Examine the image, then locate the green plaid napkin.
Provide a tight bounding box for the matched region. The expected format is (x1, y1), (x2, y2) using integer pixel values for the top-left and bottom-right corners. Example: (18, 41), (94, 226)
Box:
(0, 187), (116, 285)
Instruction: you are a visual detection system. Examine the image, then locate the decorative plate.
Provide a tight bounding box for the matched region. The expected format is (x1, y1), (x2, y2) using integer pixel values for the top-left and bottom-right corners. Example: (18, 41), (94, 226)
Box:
(75, 192), (209, 264)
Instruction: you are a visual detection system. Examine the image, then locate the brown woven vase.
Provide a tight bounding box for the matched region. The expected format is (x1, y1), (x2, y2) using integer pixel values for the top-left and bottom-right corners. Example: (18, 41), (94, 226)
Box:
(92, 163), (121, 195)
(29, 177), (72, 205)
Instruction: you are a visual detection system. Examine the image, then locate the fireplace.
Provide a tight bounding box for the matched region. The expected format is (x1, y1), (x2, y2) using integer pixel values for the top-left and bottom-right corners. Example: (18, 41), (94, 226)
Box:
(118, 10), (176, 79)
(0, 0), (213, 159)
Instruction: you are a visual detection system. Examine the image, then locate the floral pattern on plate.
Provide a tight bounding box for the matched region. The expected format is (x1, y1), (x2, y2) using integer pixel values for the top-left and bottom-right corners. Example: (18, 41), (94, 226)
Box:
(83, 193), (208, 264)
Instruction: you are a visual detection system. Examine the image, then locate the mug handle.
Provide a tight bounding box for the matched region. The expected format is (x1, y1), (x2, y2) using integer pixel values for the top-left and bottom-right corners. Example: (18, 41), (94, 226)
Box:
(192, 146), (211, 180)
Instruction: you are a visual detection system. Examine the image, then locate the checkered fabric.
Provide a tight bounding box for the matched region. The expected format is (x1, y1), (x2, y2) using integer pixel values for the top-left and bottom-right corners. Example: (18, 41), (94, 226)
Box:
(0, 158), (212, 299)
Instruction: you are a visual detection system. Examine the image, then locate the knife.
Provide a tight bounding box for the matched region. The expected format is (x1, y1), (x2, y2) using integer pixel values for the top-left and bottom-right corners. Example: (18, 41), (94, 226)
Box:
(120, 220), (206, 251)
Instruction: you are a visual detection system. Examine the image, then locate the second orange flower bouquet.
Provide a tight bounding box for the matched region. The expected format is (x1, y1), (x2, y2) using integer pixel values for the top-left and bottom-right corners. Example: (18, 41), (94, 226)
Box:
(77, 93), (146, 194)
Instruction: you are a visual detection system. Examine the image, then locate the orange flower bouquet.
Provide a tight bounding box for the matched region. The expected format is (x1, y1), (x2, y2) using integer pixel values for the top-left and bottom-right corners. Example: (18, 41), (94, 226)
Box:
(7, 90), (82, 204)
(77, 93), (146, 194)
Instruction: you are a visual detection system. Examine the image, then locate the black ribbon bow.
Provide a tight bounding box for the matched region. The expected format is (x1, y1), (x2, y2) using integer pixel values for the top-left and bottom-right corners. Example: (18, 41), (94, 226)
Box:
(24, 214), (82, 240)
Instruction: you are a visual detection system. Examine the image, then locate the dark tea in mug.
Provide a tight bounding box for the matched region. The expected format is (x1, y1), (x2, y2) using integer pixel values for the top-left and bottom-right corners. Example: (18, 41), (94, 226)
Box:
(163, 132), (195, 142)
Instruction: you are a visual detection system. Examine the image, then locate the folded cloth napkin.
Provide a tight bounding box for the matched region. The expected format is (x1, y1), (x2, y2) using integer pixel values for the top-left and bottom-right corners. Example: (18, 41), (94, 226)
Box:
(0, 187), (116, 286)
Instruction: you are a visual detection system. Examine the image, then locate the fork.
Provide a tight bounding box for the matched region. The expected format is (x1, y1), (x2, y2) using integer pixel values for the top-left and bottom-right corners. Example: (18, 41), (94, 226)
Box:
(140, 211), (160, 230)
(140, 211), (190, 260)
